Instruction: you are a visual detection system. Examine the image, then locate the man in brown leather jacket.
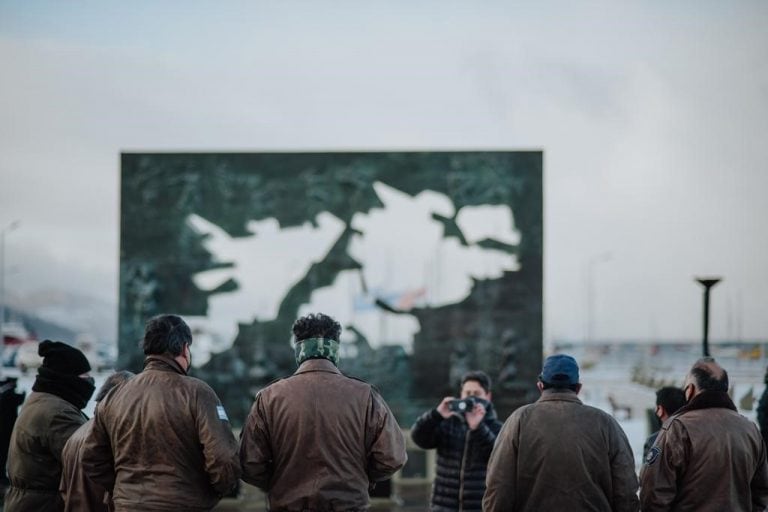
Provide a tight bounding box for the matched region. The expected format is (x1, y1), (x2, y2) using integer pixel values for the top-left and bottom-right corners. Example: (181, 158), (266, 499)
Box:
(81, 314), (241, 512)
(483, 354), (639, 512)
(640, 358), (768, 511)
(239, 313), (407, 511)
(59, 370), (134, 512)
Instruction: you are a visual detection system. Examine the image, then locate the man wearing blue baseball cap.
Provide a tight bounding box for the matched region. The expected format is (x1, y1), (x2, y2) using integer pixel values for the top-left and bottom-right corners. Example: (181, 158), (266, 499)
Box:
(484, 354), (639, 511)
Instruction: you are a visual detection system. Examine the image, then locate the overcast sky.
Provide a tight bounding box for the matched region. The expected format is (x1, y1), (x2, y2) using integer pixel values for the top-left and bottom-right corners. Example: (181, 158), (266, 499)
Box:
(1, 1), (766, 344)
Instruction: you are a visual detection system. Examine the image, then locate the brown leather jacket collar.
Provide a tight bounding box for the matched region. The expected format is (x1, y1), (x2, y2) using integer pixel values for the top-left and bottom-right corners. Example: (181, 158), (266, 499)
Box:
(538, 388), (582, 404)
(144, 354), (187, 375)
(294, 358), (340, 376)
(675, 390), (737, 416)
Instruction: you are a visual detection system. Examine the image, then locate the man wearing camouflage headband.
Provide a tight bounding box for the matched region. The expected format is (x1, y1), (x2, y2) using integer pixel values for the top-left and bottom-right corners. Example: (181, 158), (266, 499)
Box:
(239, 312), (407, 511)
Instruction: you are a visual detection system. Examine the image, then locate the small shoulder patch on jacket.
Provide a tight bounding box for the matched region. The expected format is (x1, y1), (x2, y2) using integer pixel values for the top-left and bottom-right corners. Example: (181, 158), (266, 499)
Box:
(645, 446), (661, 465)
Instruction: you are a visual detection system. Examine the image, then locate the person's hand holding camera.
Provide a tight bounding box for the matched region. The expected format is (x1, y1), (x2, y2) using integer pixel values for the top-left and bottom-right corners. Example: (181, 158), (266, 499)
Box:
(465, 401), (487, 430)
(437, 396), (456, 419)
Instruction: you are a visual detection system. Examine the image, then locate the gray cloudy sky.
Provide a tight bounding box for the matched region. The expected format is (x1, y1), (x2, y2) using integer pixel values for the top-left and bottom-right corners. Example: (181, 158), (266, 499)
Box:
(1, 1), (766, 344)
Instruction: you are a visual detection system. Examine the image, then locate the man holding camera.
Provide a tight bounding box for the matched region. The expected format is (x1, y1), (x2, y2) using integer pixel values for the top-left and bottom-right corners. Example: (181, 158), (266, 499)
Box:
(411, 371), (502, 512)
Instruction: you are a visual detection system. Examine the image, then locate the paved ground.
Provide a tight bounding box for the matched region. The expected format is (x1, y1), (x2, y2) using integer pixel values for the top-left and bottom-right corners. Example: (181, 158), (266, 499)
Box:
(213, 482), (431, 511)
(0, 482), (432, 511)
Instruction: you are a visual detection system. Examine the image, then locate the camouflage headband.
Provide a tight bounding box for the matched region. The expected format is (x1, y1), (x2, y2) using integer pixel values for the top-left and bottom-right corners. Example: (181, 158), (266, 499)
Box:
(295, 337), (340, 367)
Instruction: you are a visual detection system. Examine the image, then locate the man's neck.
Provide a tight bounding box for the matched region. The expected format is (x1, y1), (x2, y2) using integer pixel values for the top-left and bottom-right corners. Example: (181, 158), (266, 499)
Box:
(173, 354), (189, 373)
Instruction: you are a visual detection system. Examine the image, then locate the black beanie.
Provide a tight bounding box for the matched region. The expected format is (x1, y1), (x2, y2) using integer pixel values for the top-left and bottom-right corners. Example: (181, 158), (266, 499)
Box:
(38, 340), (91, 375)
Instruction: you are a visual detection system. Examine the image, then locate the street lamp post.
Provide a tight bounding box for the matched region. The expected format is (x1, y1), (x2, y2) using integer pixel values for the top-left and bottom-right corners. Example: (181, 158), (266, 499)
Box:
(695, 277), (722, 357)
(0, 220), (21, 334)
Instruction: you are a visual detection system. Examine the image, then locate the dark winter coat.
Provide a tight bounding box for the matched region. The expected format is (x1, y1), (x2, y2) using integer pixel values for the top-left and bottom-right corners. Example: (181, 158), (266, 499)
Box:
(5, 391), (88, 512)
(411, 402), (502, 512)
(0, 378), (25, 483)
(756, 383), (768, 444)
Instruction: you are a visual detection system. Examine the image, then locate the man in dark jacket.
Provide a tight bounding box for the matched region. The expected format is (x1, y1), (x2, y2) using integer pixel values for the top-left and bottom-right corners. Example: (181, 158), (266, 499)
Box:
(239, 313), (407, 511)
(755, 365), (768, 444)
(81, 314), (241, 512)
(640, 357), (768, 511)
(484, 354), (638, 512)
(411, 370), (502, 512)
(59, 370), (134, 512)
(0, 377), (25, 489)
(642, 386), (685, 460)
(6, 340), (95, 512)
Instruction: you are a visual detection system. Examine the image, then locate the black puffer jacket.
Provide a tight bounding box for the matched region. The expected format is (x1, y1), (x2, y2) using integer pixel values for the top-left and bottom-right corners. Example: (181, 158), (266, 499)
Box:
(411, 403), (502, 512)
(756, 369), (768, 444)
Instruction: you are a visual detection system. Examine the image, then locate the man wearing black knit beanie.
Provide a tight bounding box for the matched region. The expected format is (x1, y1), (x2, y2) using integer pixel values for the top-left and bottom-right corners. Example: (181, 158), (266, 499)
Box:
(5, 340), (95, 512)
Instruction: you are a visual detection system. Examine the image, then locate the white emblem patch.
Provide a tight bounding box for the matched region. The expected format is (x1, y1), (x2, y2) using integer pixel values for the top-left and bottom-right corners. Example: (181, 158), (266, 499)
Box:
(645, 446), (661, 465)
(216, 405), (229, 421)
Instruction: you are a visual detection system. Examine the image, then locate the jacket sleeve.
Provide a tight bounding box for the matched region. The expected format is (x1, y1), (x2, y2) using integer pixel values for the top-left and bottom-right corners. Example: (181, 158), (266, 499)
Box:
(195, 385), (242, 495)
(366, 389), (407, 482)
(48, 407), (86, 464)
(80, 402), (117, 491)
(639, 420), (688, 512)
(469, 416), (502, 462)
(483, 411), (520, 512)
(239, 392), (273, 491)
(410, 408), (444, 449)
(642, 433), (657, 462)
(607, 417), (640, 512)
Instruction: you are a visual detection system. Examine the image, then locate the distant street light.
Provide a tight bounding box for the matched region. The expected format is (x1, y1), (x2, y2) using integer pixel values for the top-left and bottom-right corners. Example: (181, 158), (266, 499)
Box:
(695, 277), (722, 357)
(0, 220), (21, 332)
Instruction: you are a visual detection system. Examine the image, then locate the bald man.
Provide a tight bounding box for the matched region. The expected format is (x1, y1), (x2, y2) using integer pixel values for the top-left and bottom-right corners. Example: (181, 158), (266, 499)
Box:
(640, 358), (768, 511)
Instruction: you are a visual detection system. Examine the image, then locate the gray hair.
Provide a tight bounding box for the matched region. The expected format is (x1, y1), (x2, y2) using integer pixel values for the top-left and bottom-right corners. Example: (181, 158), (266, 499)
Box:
(95, 370), (135, 402)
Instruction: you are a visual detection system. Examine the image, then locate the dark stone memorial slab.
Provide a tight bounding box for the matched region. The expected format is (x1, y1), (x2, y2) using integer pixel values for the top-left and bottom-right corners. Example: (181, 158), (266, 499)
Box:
(119, 152), (543, 426)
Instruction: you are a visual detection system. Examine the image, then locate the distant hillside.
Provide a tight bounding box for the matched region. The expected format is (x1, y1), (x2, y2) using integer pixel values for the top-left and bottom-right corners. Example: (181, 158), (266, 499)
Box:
(6, 289), (116, 344)
(6, 307), (77, 341)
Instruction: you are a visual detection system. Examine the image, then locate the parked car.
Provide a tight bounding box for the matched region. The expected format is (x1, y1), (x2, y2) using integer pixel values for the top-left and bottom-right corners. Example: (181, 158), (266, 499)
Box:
(15, 341), (42, 373)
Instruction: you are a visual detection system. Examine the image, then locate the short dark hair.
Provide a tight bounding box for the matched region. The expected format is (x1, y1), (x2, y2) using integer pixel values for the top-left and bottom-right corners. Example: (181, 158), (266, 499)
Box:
(540, 380), (580, 392)
(655, 386), (686, 415)
(461, 371), (492, 394)
(689, 362), (729, 392)
(142, 314), (192, 356)
(95, 370), (135, 402)
(292, 313), (341, 343)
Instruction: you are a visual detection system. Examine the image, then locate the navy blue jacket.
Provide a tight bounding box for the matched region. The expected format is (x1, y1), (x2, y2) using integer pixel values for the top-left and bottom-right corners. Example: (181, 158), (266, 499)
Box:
(411, 403), (502, 512)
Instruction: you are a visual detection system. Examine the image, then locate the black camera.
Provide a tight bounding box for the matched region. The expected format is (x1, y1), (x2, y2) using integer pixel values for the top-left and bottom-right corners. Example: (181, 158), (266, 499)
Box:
(448, 396), (477, 414)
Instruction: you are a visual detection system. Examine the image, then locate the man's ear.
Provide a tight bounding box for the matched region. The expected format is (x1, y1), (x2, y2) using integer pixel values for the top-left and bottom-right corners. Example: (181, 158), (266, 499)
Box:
(536, 381), (544, 394)
(574, 383), (582, 395)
